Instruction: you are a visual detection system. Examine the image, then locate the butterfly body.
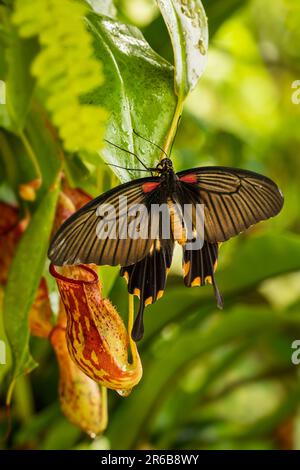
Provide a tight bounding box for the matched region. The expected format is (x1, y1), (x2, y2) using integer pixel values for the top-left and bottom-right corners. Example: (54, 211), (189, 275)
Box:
(148, 157), (179, 193)
(49, 158), (283, 341)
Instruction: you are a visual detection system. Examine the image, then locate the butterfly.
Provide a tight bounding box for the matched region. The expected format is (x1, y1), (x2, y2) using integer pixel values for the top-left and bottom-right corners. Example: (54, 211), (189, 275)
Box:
(48, 139), (284, 341)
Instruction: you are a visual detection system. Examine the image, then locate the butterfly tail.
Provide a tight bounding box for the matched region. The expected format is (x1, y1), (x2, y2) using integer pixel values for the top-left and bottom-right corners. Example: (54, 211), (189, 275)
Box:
(182, 241), (223, 309)
(121, 239), (174, 341)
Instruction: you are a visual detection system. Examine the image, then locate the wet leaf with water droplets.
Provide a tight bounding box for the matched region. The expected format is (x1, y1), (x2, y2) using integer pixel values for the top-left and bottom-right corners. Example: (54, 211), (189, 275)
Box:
(84, 13), (177, 182)
(157, 0), (208, 98)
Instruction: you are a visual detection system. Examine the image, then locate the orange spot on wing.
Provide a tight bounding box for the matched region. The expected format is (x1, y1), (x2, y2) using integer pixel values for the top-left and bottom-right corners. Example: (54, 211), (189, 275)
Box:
(179, 174), (197, 184)
(142, 182), (160, 193)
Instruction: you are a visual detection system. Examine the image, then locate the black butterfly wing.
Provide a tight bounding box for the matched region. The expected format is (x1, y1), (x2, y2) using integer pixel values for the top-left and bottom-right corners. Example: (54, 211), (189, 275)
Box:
(120, 238), (174, 341)
(177, 166), (284, 243)
(183, 241), (223, 309)
(48, 176), (162, 267)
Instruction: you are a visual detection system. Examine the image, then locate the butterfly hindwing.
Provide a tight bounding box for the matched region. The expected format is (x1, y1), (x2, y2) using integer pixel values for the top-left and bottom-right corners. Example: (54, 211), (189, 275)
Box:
(183, 241), (218, 287)
(48, 176), (162, 267)
(182, 241), (223, 309)
(177, 166), (284, 243)
(120, 238), (174, 341)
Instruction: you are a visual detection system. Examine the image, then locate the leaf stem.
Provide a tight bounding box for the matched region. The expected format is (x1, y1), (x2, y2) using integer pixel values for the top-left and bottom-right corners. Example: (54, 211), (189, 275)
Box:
(19, 131), (42, 183)
(128, 294), (134, 355)
(99, 385), (108, 432)
(13, 374), (34, 422)
(6, 378), (15, 407)
(161, 96), (184, 159)
(128, 294), (139, 367)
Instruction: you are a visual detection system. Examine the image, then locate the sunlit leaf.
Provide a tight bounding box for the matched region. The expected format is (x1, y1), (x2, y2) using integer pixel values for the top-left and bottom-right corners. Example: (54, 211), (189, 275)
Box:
(157, 0), (208, 98)
(4, 24), (37, 131)
(3, 182), (59, 381)
(85, 13), (177, 182)
(13, 0), (107, 154)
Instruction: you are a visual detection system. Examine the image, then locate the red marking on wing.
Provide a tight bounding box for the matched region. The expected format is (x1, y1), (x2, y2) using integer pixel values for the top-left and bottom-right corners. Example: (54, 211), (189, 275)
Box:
(142, 182), (160, 193)
(179, 173), (198, 184)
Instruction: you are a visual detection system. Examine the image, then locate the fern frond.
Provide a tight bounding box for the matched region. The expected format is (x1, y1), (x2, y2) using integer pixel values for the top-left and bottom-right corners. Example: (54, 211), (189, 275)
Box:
(13, 0), (107, 153)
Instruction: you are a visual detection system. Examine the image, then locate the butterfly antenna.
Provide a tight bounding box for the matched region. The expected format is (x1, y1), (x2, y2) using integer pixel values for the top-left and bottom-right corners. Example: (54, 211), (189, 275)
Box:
(104, 139), (149, 171)
(105, 163), (151, 172)
(133, 129), (169, 159)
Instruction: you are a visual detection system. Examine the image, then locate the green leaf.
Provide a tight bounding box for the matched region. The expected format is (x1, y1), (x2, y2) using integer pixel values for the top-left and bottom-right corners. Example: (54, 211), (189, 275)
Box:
(85, 13), (177, 182)
(98, 265), (119, 297)
(141, 233), (300, 343)
(110, 233), (300, 448)
(0, 103), (12, 131)
(0, 45), (7, 80)
(157, 0), (208, 98)
(153, 342), (255, 449)
(142, 0), (243, 65)
(14, 0), (107, 154)
(107, 305), (292, 449)
(3, 182), (59, 382)
(5, 26), (37, 132)
(233, 380), (300, 440)
(0, 288), (12, 385)
(0, 130), (18, 189)
(40, 417), (82, 450)
(14, 403), (60, 447)
(25, 105), (62, 192)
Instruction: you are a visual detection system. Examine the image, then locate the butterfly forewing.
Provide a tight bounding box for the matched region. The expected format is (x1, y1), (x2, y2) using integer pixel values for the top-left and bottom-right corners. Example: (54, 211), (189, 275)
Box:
(48, 177), (162, 267)
(177, 166), (284, 243)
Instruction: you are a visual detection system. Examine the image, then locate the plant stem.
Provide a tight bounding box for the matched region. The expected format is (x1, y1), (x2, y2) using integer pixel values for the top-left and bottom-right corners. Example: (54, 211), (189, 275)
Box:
(128, 294), (140, 368)
(6, 378), (15, 407)
(14, 374), (34, 422)
(19, 131), (42, 182)
(128, 294), (134, 360)
(99, 385), (108, 432)
(161, 96), (184, 159)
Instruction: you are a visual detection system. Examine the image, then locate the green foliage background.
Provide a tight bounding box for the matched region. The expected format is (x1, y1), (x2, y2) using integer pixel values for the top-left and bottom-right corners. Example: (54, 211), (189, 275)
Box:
(1, 0), (300, 450)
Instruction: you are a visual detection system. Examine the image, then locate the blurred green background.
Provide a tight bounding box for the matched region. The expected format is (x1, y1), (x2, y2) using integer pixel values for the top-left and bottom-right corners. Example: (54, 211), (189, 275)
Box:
(1, 0), (300, 450)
